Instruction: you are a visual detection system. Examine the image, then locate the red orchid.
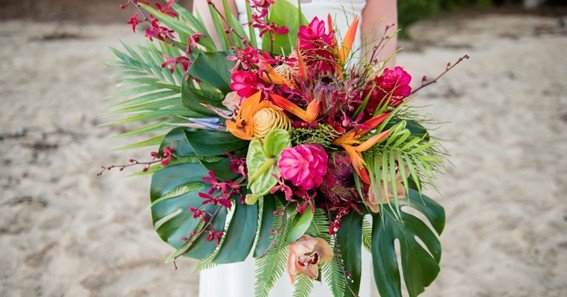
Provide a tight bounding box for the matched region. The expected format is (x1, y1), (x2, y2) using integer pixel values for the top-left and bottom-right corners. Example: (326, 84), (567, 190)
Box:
(155, 0), (178, 18)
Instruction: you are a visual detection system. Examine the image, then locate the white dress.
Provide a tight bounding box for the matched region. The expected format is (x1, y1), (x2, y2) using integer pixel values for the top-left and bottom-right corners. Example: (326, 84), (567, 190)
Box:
(200, 1), (372, 296)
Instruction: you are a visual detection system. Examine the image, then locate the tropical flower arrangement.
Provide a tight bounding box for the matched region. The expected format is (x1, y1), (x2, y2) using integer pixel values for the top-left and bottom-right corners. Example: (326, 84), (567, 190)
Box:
(103, 0), (467, 296)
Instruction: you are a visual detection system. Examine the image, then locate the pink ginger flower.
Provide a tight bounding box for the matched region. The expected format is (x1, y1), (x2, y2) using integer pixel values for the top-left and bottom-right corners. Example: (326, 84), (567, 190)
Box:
(230, 70), (264, 98)
(277, 144), (328, 190)
(365, 67), (412, 114)
(298, 17), (334, 50)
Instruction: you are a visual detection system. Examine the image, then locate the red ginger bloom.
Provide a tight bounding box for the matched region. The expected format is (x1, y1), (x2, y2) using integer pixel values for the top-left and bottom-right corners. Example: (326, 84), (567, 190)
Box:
(365, 66), (413, 114)
(277, 144), (328, 190)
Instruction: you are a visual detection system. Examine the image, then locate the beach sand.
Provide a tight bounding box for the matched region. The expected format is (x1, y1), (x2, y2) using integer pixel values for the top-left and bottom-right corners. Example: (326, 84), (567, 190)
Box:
(0, 12), (566, 297)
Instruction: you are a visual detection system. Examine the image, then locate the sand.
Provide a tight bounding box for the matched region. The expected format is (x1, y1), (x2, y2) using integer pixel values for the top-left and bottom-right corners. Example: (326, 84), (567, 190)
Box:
(0, 13), (566, 297)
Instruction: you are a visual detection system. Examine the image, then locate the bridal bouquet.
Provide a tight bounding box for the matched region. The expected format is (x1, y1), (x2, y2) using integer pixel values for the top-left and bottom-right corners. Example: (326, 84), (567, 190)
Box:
(105, 1), (466, 296)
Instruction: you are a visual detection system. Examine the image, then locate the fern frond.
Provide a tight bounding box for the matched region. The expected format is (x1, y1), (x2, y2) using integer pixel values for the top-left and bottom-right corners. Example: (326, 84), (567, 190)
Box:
(254, 206), (296, 297)
(362, 216), (372, 251)
(322, 257), (346, 297)
(293, 275), (314, 297)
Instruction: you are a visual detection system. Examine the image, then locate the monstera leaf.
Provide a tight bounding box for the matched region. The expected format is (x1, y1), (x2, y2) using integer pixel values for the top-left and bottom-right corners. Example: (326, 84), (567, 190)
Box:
(188, 50), (235, 93)
(371, 189), (445, 297)
(150, 162), (228, 259)
(150, 127), (252, 261)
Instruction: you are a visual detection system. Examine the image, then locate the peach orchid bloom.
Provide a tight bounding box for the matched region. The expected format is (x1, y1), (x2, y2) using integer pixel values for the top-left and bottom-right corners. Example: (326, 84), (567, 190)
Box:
(334, 113), (391, 184)
(226, 91), (278, 140)
(287, 235), (334, 283)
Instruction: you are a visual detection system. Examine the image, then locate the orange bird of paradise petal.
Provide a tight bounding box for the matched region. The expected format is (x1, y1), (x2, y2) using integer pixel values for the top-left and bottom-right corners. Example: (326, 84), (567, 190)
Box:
(337, 16), (359, 65)
(261, 63), (290, 86)
(334, 113), (392, 184)
(226, 91), (276, 140)
(270, 94), (319, 123)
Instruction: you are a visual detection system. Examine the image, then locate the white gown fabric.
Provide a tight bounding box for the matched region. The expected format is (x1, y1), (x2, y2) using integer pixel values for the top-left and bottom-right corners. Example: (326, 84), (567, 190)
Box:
(200, 1), (372, 296)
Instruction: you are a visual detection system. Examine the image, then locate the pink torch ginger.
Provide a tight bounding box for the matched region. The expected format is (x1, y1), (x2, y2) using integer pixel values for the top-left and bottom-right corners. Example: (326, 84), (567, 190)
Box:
(277, 144), (328, 190)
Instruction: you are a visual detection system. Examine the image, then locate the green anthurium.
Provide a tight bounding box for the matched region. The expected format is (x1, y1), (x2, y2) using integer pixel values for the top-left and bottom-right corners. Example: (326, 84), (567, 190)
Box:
(245, 129), (291, 204)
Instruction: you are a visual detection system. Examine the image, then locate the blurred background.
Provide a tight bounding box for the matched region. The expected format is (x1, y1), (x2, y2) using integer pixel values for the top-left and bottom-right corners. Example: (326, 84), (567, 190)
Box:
(1, 0), (566, 296)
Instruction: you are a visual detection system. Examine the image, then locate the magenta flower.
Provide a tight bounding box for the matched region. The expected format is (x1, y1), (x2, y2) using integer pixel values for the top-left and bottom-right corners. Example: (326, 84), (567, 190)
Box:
(230, 70), (263, 98)
(364, 66), (413, 115)
(298, 17), (334, 50)
(377, 66), (412, 100)
(277, 144), (328, 190)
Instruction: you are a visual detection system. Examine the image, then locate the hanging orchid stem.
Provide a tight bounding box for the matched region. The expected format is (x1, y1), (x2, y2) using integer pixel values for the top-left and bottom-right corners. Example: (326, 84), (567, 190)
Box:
(368, 23), (396, 65)
(131, 0), (151, 21)
(172, 205), (224, 267)
(412, 54), (470, 95)
(207, 1), (247, 44)
(257, 202), (292, 259)
(325, 203), (360, 297)
(97, 158), (160, 176)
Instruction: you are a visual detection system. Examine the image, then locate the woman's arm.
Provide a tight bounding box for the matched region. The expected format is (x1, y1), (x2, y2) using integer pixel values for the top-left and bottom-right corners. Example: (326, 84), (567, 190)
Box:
(193, 0), (239, 49)
(361, 0), (398, 66)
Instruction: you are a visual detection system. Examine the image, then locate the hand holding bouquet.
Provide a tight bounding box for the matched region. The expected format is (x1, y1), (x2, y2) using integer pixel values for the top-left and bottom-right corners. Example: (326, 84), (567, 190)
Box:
(103, 1), (467, 296)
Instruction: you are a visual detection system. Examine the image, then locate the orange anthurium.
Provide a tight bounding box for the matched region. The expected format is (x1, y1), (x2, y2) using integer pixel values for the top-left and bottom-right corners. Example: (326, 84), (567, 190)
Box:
(337, 16), (359, 65)
(270, 94), (319, 123)
(334, 113), (391, 184)
(226, 91), (278, 140)
(261, 63), (290, 86)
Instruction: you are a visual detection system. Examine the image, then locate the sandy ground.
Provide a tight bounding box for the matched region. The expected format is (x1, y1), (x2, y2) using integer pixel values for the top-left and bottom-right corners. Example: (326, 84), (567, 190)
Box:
(0, 13), (566, 297)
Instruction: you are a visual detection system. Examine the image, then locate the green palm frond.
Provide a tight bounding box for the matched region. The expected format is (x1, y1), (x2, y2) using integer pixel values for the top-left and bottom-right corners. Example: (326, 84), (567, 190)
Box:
(365, 119), (447, 215)
(106, 41), (201, 148)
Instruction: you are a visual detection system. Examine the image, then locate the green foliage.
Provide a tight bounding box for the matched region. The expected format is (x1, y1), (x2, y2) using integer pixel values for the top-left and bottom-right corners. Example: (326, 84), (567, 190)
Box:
(262, 0), (308, 55)
(336, 212), (363, 297)
(398, 0), (493, 38)
(254, 196), (277, 257)
(287, 209), (315, 244)
(107, 42), (194, 145)
(213, 201), (259, 263)
(293, 275), (314, 297)
(246, 129), (291, 204)
(254, 203), (296, 297)
(371, 190), (444, 297)
(322, 257), (346, 297)
(364, 119), (445, 214)
(188, 51), (235, 93)
(290, 124), (339, 148)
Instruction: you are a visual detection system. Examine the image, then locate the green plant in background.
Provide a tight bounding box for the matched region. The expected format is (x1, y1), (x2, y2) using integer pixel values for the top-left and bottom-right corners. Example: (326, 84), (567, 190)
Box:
(398, 0), (493, 38)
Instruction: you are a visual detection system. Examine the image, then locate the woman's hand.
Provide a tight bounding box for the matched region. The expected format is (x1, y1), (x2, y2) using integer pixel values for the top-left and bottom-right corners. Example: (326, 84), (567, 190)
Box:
(361, 0), (398, 66)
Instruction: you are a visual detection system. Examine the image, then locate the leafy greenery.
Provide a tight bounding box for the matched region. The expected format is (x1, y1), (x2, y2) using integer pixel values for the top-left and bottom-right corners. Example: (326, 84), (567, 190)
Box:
(246, 129), (291, 204)
(398, 0), (493, 38)
(262, 0), (308, 55)
(371, 190), (445, 297)
(364, 118), (446, 214)
(254, 202), (296, 297)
